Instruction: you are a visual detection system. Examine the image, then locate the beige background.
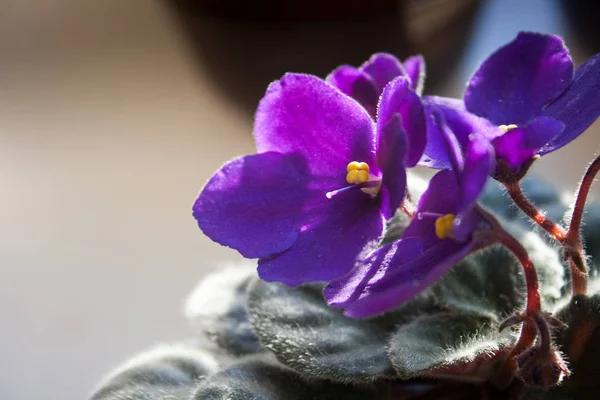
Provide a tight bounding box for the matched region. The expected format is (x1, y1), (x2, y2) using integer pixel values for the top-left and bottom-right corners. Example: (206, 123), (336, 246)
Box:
(0, 1), (598, 400)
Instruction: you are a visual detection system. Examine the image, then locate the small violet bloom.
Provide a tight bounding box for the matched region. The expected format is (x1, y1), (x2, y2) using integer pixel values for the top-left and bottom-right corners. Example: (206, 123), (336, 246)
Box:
(325, 111), (494, 318)
(193, 73), (425, 286)
(327, 53), (425, 117)
(430, 32), (600, 178)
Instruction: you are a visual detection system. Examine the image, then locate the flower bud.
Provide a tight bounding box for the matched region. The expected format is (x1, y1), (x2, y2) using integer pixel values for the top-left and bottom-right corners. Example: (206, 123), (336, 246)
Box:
(516, 346), (570, 388)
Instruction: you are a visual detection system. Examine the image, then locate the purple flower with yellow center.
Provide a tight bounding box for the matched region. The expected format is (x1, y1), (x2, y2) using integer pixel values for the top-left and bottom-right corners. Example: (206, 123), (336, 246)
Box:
(461, 32), (600, 177)
(193, 73), (425, 286)
(325, 110), (494, 318)
(327, 53), (425, 118)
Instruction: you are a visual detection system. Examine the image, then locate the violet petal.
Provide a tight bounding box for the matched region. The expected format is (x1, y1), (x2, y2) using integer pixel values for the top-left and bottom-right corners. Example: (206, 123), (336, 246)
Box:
(255, 73), (378, 178)
(194, 152), (314, 259)
(541, 53), (600, 154)
(403, 55), (426, 95)
(257, 188), (385, 286)
(465, 32), (573, 125)
(493, 117), (564, 168)
(377, 114), (408, 219)
(326, 66), (379, 117)
(324, 237), (423, 308)
(362, 53), (406, 94)
(459, 137), (494, 214)
(344, 240), (474, 318)
(377, 76), (426, 167)
(421, 96), (500, 169)
(403, 170), (459, 249)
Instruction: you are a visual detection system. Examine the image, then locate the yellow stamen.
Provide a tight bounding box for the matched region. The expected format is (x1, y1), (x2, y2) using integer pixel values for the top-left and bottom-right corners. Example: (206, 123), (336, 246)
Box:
(498, 124), (518, 133)
(346, 161), (370, 184)
(435, 214), (455, 239)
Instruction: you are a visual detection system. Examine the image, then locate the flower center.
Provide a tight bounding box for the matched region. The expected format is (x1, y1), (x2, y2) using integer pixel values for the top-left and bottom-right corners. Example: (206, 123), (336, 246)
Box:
(498, 124), (518, 133)
(435, 213), (456, 239)
(326, 161), (381, 199)
(346, 161), (370, 184)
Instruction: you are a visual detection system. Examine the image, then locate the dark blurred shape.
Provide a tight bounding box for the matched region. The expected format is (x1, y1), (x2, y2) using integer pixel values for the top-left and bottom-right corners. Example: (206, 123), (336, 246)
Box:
(189, 0), (398, 20)
(167, 0), (481, 114)
(560, 0), (600, 53)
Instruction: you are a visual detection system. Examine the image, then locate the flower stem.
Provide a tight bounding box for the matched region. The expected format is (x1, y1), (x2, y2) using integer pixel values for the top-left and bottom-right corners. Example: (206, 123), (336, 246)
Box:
(503, 182), (567, 242)
(562, 154), (600, 295)
(476, 206), (540, 313)
(568, 154), (600, 239)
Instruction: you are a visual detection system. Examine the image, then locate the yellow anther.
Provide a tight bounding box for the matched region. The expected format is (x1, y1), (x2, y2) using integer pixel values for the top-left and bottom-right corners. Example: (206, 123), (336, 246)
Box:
(347, 161), (369, 173)
(498, 124), (518, 133)
(435, 214), (455, 239)
(346, 161), (370, 184)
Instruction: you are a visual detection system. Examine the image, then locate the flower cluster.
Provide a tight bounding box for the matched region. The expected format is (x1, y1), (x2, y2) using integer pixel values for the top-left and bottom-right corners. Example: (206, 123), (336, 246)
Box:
(193, 31), (600, 387)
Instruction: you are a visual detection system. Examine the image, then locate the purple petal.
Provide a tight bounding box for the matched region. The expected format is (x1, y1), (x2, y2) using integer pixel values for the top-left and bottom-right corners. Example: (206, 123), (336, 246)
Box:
(344, 240), (474, 318)
(377, 115), (408, 219)
(465, 32), (573, 125)
(403, 170), (459, 249)
(421, 96), (501, 169)
(403, 55), (425, 95)
(326, 66), (379, 117)
(257, 188), (384, 285)
(433, 108), (465, 175)
(493, 117), (564, 168)
(255, 73), (378, 178)
(324, 238), (423, 308)
(361, 53), (406, 94)
(194, 152), (312, 259)
(377, 76), (426, 167)
(459, 137), (494, 214)
(541, 53), (600, 154)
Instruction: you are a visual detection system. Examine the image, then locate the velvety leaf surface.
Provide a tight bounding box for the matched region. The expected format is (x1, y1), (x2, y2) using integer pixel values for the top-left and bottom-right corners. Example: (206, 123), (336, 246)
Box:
(248, 278), (444, 383)
(192, 354), (385, 400)
(90, 345), (222, 400)
(432, 218), (564, 317)
(388, 313), (514, 379)
(247, 279), (399, 382)
(185, 263), (262, 356)
(553, 294), (600, 389)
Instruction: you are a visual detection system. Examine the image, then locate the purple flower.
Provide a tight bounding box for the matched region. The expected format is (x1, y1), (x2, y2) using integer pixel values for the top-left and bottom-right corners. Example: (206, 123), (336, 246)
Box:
(463, 32), (600, 174)
(420, 32), (600, 178)
(327, 53), (425, 117)
(325, 111), (494, 317)
(193, 73), (425, 286)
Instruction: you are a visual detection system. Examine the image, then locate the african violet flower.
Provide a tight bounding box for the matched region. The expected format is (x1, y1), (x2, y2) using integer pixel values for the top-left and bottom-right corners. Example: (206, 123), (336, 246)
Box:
(193, 73), (425, 286)
(325, 111), (494, 317)
(327, 53), (425, 117)
(429, 32), (600, 178)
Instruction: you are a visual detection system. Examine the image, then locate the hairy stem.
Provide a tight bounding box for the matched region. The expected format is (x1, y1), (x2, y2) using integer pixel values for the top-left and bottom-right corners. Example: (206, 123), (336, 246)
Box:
(503, 182), (567, 242)
(568, 154), (600, 239)
(476, 207), (541, 313)
(562, 154), (600, 295)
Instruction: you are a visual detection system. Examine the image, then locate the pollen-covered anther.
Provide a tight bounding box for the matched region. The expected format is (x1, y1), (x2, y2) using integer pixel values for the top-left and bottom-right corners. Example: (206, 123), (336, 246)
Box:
(435, 214), (456, 239)
(498, 124), (518, 133)
(346, 161), (370, 184)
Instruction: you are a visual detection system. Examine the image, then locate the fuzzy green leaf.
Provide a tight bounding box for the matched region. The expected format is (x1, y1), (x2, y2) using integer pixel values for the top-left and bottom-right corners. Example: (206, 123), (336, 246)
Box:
(192, 354), (385, 400)
(388, 313), (514, 379)
(432, 218), (565, 319)
(90, 345), (222, 400)
(246, 279), (443, 383)
(186, 263), (262, 356)
(553, 294), (600, 390)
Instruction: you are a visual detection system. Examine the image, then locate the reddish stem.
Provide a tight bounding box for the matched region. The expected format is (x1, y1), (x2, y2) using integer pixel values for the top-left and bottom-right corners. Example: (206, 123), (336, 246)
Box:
(498, 232), (541, 313)
(568, 154), (600, 240)
(504, 182), (567, 242)
(476, 207), (541, 313)
(562, 154), (600, 295)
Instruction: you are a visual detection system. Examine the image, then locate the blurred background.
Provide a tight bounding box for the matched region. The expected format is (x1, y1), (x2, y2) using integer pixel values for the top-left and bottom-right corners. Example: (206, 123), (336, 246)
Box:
(0, 0), (599, 399)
